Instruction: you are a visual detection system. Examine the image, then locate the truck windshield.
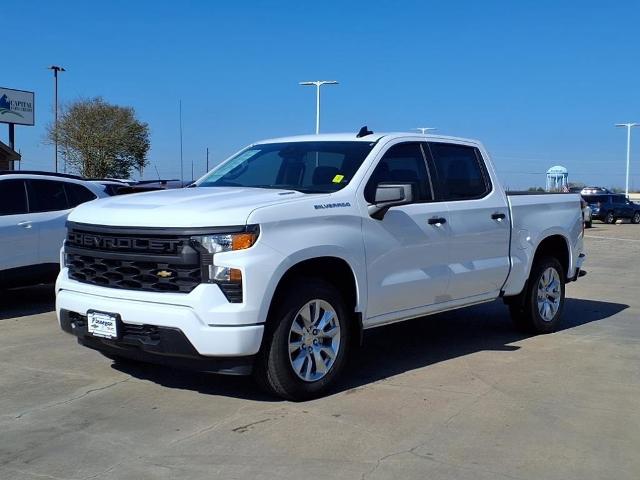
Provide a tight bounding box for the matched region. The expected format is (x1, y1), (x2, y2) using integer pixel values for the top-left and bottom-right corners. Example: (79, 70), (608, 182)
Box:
(197, 141), (375, 193)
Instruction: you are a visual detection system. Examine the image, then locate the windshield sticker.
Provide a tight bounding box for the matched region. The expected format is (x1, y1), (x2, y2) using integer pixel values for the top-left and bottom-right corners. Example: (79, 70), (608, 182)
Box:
(332, 174), (345, 184)
(314, 202), (351, 210)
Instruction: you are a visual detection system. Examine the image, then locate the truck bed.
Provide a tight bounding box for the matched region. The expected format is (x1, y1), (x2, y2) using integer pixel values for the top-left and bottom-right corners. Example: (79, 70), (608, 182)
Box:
(501, 192), (583, 296)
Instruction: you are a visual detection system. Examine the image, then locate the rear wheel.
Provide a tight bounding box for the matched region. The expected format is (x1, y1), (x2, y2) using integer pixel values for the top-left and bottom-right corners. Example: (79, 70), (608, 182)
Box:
(585, 219), (592, 228)
(632, 212), (640, 224)
(604, 211), (615, 224)
(509, 256), (565, 334)
(255, 278), (350, 401)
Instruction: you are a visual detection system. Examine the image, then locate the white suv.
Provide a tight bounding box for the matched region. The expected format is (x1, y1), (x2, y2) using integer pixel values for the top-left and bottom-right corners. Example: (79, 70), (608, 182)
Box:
(0, 172), (109, 289)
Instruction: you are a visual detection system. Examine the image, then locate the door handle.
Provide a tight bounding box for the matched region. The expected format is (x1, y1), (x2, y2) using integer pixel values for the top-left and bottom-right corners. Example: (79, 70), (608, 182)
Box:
(491, 212), (506, 221)
(17, 221), (33, 229)
(428, 217), (447, 225)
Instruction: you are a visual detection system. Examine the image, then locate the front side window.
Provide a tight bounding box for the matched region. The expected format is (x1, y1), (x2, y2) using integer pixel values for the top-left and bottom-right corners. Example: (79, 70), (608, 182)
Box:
(27, 179), (69, 212)
(428, 143), (490, 200)
(198, 141), (376, 193)
(0, 179), (28, 216)
(364, 143), (432, 203)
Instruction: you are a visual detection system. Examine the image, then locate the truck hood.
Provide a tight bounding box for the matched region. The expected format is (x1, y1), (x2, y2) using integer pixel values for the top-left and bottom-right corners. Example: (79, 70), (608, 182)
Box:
(68, 187), (312, 228)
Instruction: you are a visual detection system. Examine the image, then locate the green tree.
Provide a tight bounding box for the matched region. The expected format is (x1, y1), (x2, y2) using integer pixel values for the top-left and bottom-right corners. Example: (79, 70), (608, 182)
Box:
(48, 97), (150, 178)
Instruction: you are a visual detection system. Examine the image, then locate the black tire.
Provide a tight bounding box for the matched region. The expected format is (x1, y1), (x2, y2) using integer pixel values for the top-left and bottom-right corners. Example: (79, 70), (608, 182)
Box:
(632, 212), (640, 224)
(509, 256), (566, 334)
(255, 278), (351, 401)
(604, 211), (615, 224)
(585, 220), (592, 228)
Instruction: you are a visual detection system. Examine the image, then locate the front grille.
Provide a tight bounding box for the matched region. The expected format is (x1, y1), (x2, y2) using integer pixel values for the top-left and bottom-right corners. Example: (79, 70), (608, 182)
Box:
(64, 222), (247, 302)
(67, 253), (201, 293)
(65, 223), (203, 294)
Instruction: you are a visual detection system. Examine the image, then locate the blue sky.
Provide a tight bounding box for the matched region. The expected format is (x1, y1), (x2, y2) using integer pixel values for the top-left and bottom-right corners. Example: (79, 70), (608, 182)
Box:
(2, 0), (639, 189)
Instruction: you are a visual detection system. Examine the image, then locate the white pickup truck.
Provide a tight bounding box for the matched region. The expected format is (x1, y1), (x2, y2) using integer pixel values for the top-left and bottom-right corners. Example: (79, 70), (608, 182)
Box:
(56, 131), (586, 400)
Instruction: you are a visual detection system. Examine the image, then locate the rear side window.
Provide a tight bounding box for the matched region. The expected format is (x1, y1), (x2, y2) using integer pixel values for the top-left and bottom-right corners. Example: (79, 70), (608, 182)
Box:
(0, 179), (28, 216)
(427, 143), (490, 200)
(364, 143), (432, 202)
(64, 182), (97, 207)
(27, 179), (69, 212)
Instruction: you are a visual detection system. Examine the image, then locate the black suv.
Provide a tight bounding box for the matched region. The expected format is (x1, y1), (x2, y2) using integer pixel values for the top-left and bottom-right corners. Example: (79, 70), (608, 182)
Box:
(582, 193), (640, 224)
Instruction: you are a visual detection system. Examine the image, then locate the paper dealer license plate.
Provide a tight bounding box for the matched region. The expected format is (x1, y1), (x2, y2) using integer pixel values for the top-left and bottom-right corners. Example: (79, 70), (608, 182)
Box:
(87, 311), (118, 339)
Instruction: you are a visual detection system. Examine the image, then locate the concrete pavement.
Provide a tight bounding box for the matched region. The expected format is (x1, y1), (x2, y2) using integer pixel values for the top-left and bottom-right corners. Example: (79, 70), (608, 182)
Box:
(1, 223), (638, 479)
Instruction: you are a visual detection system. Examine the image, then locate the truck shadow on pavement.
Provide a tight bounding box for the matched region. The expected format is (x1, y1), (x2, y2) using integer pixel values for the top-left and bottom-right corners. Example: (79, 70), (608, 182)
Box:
(0, 284), (55, 320)
(109, 297), (627, 401)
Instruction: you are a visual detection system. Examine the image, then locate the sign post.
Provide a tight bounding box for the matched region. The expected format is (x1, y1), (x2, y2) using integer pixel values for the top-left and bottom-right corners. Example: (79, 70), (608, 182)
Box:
(0, 86), (35, 171)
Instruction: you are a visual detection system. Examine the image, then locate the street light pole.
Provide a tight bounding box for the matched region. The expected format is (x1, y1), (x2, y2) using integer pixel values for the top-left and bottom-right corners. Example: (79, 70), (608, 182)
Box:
(299, 80), (338, 134)
(48, 65), (66, 173)
(615, 123), (638, 197)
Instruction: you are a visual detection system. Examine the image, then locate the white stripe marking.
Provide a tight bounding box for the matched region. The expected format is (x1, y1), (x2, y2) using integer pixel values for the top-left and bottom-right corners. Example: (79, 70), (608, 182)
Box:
(585, 235), (640, 243)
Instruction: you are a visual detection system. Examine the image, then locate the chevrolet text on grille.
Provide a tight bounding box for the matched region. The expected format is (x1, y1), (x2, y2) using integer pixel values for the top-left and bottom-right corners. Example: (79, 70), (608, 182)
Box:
(68, 232), (180, 252)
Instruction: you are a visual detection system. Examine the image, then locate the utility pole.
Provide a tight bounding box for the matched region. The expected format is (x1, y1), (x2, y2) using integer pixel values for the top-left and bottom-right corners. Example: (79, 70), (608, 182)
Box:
(615, 123), (638, 197)
(179, 100), (183, 184)
(299, 80), (339, 134)
(48, 65), (66, 173)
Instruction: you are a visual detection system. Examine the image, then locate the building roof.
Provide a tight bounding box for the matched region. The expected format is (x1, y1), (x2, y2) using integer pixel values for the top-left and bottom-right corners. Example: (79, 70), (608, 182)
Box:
(0, 140), (21, 162)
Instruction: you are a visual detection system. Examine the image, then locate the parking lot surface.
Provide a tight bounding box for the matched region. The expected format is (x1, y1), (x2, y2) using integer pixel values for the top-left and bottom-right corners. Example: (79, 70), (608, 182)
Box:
(1, 223), (638, 480)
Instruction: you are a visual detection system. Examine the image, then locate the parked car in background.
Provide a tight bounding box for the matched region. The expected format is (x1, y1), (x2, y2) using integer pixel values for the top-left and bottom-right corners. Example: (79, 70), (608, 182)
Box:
(0, 172), (109, 289)
(87, 178), (133, 196)
(582, 191), (640, 224)
(581, 199), (592, 228)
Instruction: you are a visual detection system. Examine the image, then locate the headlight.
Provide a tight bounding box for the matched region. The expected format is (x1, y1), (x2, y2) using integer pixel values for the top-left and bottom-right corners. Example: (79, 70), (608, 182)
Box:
(194, 232), (257, 254)
(191, 229), (258, 283)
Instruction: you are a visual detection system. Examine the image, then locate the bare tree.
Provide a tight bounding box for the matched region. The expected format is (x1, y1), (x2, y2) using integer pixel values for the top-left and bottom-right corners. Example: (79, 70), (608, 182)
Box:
(48, 97), (150, 178)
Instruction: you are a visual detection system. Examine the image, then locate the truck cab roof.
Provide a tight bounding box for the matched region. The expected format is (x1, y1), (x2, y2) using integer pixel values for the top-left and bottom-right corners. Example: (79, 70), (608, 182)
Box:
(256, 132), (482, 146)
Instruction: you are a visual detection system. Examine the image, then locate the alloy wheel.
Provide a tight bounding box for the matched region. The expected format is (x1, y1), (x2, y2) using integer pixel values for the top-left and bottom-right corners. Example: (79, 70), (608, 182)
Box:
(288, 299), (341, 382)
(537, 267), (561, 322)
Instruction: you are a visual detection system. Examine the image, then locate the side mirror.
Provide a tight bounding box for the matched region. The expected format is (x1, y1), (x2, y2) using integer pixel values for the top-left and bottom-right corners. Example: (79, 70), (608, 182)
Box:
(368, 183), (414, 220)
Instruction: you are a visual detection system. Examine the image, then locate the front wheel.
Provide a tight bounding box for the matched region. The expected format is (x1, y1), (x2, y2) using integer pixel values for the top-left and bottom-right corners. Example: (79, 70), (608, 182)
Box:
(255, 278), (350, 401)
(632, 212), (640, 224)
(509, 256), (566, 334)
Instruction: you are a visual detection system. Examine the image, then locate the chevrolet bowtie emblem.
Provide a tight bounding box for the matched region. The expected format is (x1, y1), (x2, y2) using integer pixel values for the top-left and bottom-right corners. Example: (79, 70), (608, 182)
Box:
(156, 270), (174, 278)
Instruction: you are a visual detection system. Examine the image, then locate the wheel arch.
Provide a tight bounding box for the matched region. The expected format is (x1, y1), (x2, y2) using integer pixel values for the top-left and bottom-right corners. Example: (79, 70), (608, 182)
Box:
(261, 254), (365, 343)
(532, 234), (570, 280)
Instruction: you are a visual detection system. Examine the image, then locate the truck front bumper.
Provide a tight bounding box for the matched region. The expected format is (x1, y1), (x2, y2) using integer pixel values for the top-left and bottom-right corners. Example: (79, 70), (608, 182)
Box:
(56, 278), (265, 375)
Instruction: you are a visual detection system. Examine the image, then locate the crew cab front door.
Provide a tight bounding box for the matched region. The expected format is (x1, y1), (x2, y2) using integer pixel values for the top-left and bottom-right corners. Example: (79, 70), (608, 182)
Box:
(362, 142), (451, 323)
(426, 142), (510, 301)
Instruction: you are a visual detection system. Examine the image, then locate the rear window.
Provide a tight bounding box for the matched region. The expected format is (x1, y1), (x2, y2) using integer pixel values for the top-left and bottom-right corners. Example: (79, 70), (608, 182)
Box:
(64, 182), (97, 207)
(27, 179), (69, 212)
(583, 195), (606, 204)
(0, 179), (28, 216)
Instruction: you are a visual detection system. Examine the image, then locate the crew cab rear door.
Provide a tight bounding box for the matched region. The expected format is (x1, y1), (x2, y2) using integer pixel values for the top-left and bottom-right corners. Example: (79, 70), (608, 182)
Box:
(425, 142), (510, 301)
